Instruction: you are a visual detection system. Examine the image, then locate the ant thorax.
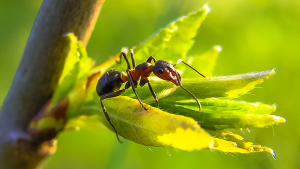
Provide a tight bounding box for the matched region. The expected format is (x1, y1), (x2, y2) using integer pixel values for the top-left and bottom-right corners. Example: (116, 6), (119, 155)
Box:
(135, 62), (153, 79)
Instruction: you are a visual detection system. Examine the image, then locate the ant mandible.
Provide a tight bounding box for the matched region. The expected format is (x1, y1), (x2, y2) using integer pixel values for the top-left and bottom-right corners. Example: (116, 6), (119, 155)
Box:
(96, 49), (206, 143)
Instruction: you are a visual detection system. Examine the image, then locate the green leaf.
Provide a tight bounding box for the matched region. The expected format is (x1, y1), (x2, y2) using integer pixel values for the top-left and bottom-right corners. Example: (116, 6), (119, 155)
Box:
(50, 33), (79, 108)
(38, 117), (65, 131)
(28, 34), (93, 142)
(50, 33), (92, 113)
(210, 131), (276, 157)
(77, 42), (93, 81)
(158, 99), (285, 130)
(185, 45), (222, 77)
(79, 95), (213, 151)
(129, 69), (276, 104)
(62, 5), (284, 156)
(114, 6), (209, 71)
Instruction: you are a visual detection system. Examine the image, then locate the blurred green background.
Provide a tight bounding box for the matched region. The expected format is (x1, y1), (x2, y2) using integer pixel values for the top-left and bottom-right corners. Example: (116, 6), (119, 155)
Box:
(0, 0), (299, 168)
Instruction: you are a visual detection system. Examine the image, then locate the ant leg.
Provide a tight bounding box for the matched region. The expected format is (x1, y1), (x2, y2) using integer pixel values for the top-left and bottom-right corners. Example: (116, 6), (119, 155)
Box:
(174, 59), (206, 79)
(146, 56), (157, 64)
(147, 80), (159, 108)
(116, 51), (131, 70)
(126, 69), (147, 111)
(139, 79), (159, 108)
(100, 89), (126, 143)
(100, 89), (127, 99)
(100, 99), (123, 144)
(130, 49), (136, 69)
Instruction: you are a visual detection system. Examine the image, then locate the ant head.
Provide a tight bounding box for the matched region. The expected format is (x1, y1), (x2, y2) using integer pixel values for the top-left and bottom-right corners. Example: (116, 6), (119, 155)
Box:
(153, 60), (181, 86)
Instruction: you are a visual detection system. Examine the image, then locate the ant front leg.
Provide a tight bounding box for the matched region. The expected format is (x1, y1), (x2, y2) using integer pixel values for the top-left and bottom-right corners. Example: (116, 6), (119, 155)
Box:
(100, 89), (126, 143)
(147, 56), (157, 64)
(126, 69), (147, 111)
(116, 51), (131, 70)
(140, 78), (159, 108)
(130, 49), (136, 69)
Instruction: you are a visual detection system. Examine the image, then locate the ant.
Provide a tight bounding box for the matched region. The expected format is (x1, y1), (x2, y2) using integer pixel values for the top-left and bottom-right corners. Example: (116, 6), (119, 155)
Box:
(96, 49), (206, 143)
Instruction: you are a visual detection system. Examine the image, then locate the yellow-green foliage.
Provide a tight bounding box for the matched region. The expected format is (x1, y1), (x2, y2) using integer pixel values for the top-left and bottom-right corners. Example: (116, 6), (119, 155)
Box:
(51, 6), (285, 156)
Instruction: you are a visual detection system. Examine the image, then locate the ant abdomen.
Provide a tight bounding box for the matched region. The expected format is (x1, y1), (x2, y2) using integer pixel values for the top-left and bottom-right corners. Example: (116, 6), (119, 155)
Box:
(96, 69), (124, 97)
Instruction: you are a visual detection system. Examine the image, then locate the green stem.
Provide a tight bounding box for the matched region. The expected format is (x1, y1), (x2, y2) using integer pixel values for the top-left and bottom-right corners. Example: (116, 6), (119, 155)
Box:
(0, 0), (104, 168)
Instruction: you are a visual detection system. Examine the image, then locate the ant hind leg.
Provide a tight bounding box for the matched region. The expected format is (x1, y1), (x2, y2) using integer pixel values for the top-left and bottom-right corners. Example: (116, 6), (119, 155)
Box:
(100, 89), (126, 144)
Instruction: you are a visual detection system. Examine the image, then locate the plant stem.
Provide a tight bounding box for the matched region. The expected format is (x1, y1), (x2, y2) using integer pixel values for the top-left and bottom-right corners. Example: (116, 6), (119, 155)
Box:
(0, 0), (104, 168)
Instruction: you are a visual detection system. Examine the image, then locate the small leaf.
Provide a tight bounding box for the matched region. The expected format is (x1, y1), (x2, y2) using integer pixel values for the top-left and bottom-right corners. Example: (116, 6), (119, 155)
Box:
(28, 33), (93, 143)
(50, 33), (93, 110)
(112, 6), (209, 71)
(50, 33), (79, 108)
(77, 42), (93, 81)
(209, 131), (276, 157)
(28, 98), (69, 143)
(158, 99), (285, 130)
(38, 117), (65, 132)
(58, 33), (79, 84)
(129, 69), (276, 103)
(185, 45), (222, 77)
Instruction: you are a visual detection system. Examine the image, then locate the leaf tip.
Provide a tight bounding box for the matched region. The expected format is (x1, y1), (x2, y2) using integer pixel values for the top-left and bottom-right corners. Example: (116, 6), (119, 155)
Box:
(214, 45), (222, 52)
(262, 147), (276, 159)
(63, 32), (77, 42)
(273, 68), (277, 74)
(63, 32), (74, 37)
(273, 115), (287, 124)
(203, 3), (211, 15)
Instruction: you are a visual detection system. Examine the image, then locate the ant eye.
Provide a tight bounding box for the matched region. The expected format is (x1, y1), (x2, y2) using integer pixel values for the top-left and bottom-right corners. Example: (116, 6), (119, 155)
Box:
(158, 68), (164, 73)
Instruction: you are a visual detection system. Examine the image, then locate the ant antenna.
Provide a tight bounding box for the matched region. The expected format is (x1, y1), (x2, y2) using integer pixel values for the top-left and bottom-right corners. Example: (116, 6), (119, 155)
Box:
(174, 72), (202, 111)
(174, 59), (206, 78)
